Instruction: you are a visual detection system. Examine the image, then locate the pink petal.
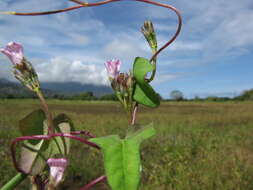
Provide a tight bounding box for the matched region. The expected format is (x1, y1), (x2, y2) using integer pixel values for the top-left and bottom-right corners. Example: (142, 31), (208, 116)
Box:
(0, 42), (24, 65)
(47, 158), (68, 185)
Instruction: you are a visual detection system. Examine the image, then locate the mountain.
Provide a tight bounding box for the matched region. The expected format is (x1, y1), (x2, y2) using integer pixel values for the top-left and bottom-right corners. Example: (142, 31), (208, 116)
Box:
(0, 78), (56, 98)
(41, 82), (112, 97)
(0, 78), (112, 98)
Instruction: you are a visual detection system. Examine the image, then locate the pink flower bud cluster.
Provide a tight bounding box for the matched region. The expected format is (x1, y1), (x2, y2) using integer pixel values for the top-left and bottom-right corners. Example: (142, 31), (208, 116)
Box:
(104, 59), (121, 79)
(105, 59), (135, 113)
(105, 59), (134, 92)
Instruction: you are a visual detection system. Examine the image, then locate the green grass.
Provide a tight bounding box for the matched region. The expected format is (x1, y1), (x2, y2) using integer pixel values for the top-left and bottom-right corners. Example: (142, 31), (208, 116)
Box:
(1, 99), (253, 189)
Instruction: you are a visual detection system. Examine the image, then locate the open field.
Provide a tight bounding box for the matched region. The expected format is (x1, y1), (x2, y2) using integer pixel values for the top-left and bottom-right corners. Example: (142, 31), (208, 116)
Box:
(1, 99), (253, 189)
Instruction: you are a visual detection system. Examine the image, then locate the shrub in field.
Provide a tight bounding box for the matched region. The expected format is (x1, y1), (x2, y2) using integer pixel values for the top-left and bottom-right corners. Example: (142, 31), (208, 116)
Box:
(0, 1), (182, 190)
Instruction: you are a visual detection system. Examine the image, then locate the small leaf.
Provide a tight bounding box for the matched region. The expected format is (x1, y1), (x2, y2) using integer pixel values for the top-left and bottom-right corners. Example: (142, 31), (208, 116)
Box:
(90, 124), (155, 190)
(50, 114), (74, 156)
(133, 57), (160, 107)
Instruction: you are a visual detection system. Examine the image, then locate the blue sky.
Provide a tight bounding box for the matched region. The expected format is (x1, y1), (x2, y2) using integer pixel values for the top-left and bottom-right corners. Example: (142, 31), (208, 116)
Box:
(0, 0), (252, 98)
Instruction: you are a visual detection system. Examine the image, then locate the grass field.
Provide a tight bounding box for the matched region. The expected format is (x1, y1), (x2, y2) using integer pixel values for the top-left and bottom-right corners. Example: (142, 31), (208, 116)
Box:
(1, 99), (253, 189)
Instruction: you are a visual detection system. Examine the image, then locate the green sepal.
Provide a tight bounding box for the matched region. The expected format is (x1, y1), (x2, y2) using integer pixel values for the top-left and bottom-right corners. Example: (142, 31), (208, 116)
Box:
(19, 109), (46, 145)
(133, 57), (160, 107)
(90, 123), (156, 190)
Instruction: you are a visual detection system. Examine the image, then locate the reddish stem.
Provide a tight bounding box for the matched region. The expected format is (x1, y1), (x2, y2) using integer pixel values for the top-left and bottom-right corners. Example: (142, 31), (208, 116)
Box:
(11, 131), (99, 174)
(79, 176), (107, 190)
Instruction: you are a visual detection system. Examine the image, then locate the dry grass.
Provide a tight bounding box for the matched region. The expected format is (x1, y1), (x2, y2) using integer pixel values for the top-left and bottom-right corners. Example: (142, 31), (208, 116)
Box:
(0, 99), (253, 189)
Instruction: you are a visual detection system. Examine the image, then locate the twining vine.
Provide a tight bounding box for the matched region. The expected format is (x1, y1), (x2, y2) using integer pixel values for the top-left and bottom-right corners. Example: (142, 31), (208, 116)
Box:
(0, 0), (182, 190)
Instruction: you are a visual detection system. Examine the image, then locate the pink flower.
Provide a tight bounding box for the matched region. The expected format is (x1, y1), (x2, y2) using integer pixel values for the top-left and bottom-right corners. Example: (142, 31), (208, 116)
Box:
(47, 158), (68, 186)
(105, 59), (121, 79)
(0, 42), (24, 66)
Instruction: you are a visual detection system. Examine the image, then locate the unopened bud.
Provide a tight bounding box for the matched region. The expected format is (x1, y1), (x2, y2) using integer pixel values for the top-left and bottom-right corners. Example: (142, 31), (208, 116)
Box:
(141, 20), (157, 52)
(47, 158), (68, 187)
(126, 72), (134, 89)
(0, 42), (23, 66)
(105, 59), (121, 80)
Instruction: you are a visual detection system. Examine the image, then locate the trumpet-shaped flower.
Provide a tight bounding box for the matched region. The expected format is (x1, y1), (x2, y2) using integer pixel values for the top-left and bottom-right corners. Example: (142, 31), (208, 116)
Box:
(0, 42), (41, 92)
(0, 42), (24, 66)
(47, 158), (68, 186)
(105, 59), (121, 79)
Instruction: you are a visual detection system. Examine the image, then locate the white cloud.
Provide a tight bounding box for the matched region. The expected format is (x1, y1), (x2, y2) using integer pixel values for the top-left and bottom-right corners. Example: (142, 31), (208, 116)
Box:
(103, 38), (145, 60)
(102, 32), (150, 67)
(155, 23), (176, 32)
(36, 57), (109, 85)
(168, 41), (202, 51)
(141, 3), (175, 19)
(152, 73), (178, 85)
(148, 0), (253, 67)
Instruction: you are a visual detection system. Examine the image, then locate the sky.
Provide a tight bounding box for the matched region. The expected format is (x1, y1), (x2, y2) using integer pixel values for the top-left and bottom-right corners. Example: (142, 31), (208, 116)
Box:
(0, 0), (252, 98)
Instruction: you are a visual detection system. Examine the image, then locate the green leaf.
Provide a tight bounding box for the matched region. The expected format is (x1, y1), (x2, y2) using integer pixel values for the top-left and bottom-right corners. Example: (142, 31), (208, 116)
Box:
(19, 109), (46, 145)
(19, 110), (51, 175)
(19, 129), (51, 175)
(133, 57), (160, 107)
(90, 124), (156, 190)
(50, 114), (74, 156)
(18, 111), (74, 175)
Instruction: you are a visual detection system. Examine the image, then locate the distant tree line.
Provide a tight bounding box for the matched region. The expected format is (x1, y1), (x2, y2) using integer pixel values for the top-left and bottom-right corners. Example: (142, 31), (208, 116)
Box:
(1, 87), (253, 102)
(168, 89), (253, 102)
(0, 89), (120, 101)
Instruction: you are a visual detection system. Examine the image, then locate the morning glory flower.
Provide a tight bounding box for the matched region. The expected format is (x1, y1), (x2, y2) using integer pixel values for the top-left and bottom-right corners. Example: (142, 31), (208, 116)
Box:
(105, 59), (121, 79)
(0, 42), (41, 92)
(47, 158), (68, 187)
(0, 42), (24, 66)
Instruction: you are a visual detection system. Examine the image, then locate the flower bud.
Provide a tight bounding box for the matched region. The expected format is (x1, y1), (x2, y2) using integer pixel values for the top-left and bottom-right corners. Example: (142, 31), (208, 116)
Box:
(141, 20), (157, 52)
(0, 42), (23, 66)
(47, 158), (68, 187)
(105, 59), (121, 80)
(126, 71), (134, 90)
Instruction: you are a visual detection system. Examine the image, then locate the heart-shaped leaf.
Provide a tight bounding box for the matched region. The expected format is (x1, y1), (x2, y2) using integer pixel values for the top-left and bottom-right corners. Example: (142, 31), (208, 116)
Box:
(90, 123), (155, 190)
(19, 109), (46, 145)
(19, 109), (51, 175)
(133, 57), (160, 108)
(18, 111), (74, 175)
(50, 113), (74, 156)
